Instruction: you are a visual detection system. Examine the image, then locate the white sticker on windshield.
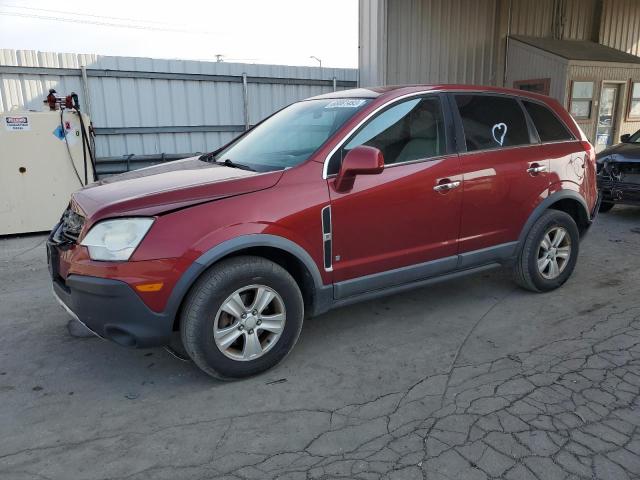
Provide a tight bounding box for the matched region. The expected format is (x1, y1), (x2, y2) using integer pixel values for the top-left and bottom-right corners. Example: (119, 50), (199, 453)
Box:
(492, 122), (507, 146)
(325, 99), (366, 109)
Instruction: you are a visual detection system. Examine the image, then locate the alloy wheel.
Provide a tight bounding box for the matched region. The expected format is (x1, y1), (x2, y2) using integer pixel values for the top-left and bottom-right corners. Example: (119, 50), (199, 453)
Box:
(537, 226), (571, 280)
(213, 285), (286, 361)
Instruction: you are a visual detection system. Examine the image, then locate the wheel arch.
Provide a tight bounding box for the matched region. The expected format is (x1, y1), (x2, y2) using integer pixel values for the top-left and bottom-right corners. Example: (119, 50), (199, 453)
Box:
(517, 190), (591, 250)
(166, 234), (331, 332)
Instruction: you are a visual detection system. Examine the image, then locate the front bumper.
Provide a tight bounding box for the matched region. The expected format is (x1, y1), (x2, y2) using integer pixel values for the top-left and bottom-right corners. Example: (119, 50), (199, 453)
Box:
(48, 238), (174, 348)
(52, 274), (174, 347)
(598, 177), (640, 205)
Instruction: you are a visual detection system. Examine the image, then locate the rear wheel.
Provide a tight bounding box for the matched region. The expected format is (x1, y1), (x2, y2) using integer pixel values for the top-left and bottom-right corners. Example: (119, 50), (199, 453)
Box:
(180, 256), (304, 380)
(599, 201), (615, 213)
(513, 210), (580, 292)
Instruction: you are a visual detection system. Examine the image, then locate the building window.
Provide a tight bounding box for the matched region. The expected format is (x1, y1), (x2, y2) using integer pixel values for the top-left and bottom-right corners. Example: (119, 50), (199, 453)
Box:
(629, 82), (640, 119)
(513, 78), (550, 96)
(570, 81), (594, 119)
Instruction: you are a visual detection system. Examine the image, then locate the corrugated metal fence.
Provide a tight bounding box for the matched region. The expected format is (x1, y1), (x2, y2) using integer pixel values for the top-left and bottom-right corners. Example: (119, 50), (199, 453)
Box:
(0, 49), (357, 174)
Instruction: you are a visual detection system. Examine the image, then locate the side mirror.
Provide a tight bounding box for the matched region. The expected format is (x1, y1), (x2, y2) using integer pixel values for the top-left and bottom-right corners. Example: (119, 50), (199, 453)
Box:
(621, 134), (631, 143)
(334, 145), (384, 192)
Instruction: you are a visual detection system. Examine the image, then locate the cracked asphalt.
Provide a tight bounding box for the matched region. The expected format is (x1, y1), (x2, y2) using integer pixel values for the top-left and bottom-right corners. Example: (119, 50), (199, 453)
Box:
(1, 206), (639, 480)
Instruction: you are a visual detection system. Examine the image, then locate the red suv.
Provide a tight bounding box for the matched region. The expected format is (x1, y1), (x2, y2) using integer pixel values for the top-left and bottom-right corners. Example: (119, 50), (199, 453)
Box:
(49, 85), (598, 379)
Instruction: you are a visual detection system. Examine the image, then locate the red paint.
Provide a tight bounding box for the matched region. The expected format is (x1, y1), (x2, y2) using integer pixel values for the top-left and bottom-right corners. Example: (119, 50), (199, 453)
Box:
(56, 84), (597, 313)
(329, 154), (462, 281)
(334, 145), (385, 192)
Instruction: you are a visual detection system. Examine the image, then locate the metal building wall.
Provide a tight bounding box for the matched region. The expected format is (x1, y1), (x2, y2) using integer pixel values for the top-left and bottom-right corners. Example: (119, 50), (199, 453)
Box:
(0, 49), (357, 167)
(375, 0), (611, 87)
(359, 0), (387, 87)
(563, 0), (599, 40)
(600, 0), (640, 56)
(509, 0), (555, 38)
(505, 39), (569, 101)
(509, 0), (597, 40)
(386, 0), (499, 85)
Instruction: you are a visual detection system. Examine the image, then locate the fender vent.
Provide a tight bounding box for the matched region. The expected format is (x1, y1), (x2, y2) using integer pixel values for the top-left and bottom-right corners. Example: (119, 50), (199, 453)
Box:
(321, 206), (332, 271)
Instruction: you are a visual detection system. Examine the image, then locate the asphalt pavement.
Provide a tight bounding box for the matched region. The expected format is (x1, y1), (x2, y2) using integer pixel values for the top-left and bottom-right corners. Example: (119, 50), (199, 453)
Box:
(1, 206), (639, 480)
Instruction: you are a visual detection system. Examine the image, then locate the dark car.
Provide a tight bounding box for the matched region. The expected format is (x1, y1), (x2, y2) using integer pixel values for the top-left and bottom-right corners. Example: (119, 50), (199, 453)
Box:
(49, 85), (598, 379)
(597, 130), (640, 211)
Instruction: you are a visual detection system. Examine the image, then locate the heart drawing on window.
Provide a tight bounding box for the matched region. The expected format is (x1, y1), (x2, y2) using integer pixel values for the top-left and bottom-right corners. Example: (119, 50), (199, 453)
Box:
(492, 123), (507, 146)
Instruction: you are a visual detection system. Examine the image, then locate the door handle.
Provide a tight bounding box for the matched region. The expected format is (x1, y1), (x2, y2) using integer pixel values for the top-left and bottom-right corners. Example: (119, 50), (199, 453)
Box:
(527, 164), (547, 174)
(433, 180), (461, 192)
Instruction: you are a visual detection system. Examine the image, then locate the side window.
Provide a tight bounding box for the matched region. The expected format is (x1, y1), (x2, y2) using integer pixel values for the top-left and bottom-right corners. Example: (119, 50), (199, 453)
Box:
(327, 96), (445, 174)
(455, 95), (531, 151)
(522, 101), (573, 142)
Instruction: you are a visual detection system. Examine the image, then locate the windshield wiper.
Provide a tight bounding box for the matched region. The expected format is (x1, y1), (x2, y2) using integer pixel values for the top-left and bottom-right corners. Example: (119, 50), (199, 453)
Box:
(199, 152), (216, 162)
(221, 158), (256, 171)
(200, 153), (255, 171)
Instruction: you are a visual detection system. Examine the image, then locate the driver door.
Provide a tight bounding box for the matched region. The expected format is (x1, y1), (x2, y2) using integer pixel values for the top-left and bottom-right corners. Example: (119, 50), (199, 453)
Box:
(326, 94), (462, 298)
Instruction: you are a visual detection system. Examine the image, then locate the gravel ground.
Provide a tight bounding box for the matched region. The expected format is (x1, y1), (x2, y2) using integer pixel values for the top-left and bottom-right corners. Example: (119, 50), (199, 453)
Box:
(0, 206), (639, 480)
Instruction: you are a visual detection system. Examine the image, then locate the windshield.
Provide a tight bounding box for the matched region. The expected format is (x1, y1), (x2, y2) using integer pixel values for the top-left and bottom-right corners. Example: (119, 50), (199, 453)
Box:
(208, 98), (371, 171)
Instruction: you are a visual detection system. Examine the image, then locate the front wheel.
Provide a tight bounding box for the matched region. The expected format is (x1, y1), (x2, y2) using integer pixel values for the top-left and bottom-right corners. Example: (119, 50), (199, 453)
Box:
(513, 210), (580, 292)
(180, 256), (304, 380)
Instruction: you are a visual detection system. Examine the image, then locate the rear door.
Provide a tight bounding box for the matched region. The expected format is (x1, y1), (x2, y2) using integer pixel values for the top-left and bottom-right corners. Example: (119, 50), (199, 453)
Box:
(451, 94), (550, 257)
(327, 94), (462, 296)
(520, 99), (585, 189)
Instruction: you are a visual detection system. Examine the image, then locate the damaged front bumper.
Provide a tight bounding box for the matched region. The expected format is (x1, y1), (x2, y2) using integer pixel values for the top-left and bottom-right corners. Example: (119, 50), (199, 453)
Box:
(597, 159), (640, 205)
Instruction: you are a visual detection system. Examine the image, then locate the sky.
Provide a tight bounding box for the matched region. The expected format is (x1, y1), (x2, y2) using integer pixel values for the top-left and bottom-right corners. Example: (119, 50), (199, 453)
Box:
(0, 0), (358, 68)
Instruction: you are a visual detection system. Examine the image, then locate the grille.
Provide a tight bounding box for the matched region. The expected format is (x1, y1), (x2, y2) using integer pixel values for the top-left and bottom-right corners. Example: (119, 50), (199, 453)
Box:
(598, 178), (640, 192)
(59, 208), (85, 243)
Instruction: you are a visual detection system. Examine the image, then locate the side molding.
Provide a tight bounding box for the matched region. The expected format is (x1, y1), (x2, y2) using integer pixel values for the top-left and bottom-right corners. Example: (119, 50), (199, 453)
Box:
(457, 241), (518, 269)
(333, 241), (518, 301)
(334, 255), (458, 299)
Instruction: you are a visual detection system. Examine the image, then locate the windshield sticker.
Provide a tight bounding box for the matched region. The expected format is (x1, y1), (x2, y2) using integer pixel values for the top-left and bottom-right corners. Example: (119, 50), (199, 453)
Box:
(325, 99), (366, 109)
(492, 122), (507, 146)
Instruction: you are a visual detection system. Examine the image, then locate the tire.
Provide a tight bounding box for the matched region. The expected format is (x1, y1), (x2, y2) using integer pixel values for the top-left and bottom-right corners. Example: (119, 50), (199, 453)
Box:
(513, 210), (580, 293)
(180, 256), (304, 380)
(599, 201), (615, 213)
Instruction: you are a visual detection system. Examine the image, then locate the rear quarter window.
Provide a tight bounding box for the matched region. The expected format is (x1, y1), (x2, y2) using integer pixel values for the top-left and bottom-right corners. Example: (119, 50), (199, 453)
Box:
(522, 100), (574, 142)
(455, 95), (531, 151)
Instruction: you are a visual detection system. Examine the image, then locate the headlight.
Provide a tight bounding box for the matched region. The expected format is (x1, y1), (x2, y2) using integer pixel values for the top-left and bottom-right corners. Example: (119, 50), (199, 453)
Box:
(81, 218), (154, 261)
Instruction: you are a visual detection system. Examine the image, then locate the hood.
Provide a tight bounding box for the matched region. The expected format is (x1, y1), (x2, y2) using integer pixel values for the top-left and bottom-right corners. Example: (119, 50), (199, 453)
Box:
(597, 142), (640, 162)
(72, 156), (283, 220)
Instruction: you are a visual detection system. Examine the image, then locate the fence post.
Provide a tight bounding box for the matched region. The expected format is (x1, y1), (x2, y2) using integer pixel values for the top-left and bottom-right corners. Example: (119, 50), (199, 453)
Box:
(80, 65), (93, 118)
(332, 76), (337, 92)
(242, 73), (250, 131)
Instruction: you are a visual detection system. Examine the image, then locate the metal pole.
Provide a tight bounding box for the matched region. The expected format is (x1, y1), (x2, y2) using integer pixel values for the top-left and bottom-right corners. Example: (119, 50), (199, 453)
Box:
(502, 0), (513, 87)
(242, 73), (250, 131)
(80, 65), (92, 118)
(333, 76), (337, 92)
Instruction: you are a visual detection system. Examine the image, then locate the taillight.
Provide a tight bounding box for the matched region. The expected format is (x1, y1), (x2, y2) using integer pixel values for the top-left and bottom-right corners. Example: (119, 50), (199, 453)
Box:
(581, 141), (596, 163)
